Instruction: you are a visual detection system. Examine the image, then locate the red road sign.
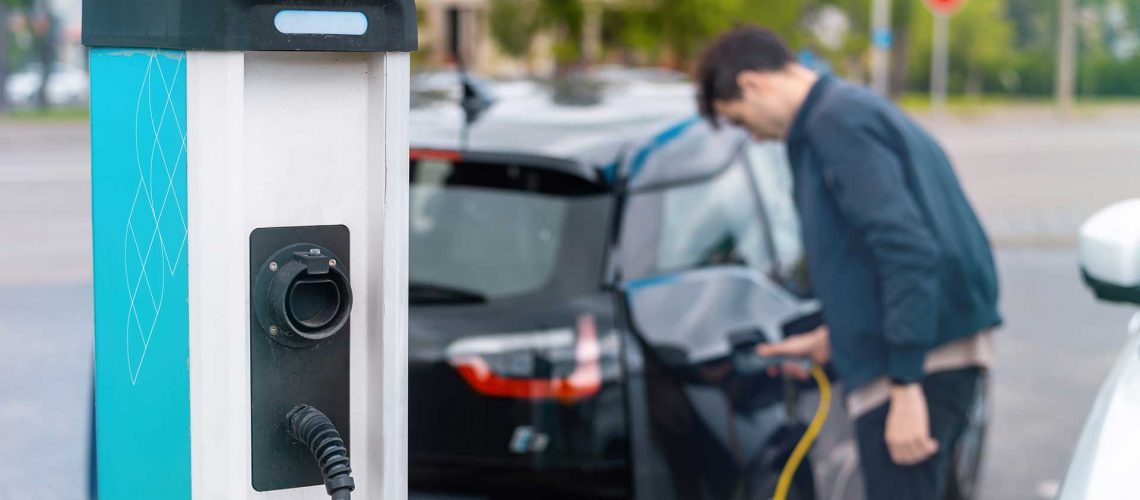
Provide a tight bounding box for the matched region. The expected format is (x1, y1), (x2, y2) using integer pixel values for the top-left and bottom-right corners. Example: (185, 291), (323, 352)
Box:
(924, 0), (968, 16)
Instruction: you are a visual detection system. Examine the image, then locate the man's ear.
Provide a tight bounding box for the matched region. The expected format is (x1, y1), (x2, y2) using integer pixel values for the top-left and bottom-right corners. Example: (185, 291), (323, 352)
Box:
(736, 70), (765, 96)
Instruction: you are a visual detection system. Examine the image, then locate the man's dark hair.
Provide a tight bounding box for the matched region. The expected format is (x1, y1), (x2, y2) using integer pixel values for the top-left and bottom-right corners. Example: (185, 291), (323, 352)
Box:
(696, 25), (794, 124)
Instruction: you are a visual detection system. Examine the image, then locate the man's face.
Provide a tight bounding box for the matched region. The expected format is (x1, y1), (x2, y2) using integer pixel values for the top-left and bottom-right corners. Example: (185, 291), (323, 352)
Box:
(713, 72), (786, 141)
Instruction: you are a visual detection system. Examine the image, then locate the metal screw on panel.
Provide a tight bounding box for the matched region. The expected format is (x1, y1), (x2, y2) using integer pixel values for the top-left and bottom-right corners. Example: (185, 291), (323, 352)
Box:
(329, 259), (337, 267)
(269, 325), (279, 336)
(269, 262), (278, 272)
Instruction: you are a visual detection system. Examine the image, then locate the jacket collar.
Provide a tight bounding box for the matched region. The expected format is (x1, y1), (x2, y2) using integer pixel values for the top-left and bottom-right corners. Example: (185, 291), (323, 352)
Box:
(786, 73), (834, 147)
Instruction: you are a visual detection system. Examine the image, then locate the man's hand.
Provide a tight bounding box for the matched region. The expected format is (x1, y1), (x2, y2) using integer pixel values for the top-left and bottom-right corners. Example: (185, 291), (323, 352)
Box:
(756, 325), (830, 380)
(885, 384), (939, 465)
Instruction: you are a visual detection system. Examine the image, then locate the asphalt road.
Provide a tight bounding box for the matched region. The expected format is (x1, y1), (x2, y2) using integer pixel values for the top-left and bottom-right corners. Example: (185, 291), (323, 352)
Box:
(2, 109), (1139, 499)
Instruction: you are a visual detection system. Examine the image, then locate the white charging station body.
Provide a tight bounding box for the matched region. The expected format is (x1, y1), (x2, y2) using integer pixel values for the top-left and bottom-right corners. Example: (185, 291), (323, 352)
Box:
(86, 3), (415, 498)
(188, 51), (410, 499)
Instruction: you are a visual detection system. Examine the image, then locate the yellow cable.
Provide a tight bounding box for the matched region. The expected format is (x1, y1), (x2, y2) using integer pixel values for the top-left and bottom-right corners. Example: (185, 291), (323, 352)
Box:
(773, 365), (832, 500)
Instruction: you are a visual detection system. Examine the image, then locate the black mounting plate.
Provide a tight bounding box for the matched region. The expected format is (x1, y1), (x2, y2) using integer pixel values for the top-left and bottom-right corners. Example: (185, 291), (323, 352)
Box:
(250, 225), (351, 492)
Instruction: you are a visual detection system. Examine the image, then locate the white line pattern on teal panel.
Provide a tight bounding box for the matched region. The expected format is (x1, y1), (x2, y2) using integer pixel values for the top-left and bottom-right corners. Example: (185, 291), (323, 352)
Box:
(124, 50), (188, 386)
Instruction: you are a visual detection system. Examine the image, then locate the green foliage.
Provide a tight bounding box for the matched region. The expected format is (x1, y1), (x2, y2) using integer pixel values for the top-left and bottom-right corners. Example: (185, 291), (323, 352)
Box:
(538, 0), (585, 64)
(1079, 52), (1140, 96)
(1008, 50), (1058, 96)
(1007, 0), (1055, 50)
(482, 0), (1140, 98)
(610, 0), (807, 66)
(488, 0), (542, 58)
(907, 0), (1015, 95)
(999, 0), (1140, 97)
(487, 0), (584, 67)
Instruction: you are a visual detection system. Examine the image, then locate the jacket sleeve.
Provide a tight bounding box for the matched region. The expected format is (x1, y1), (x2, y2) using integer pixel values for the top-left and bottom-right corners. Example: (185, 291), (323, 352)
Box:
(814, 120), (941, 382)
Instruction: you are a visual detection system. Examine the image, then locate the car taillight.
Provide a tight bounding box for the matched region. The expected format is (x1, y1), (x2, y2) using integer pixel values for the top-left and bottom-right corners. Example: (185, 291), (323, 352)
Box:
(448, 315), (602, 404)
(410, 149), (462, 162)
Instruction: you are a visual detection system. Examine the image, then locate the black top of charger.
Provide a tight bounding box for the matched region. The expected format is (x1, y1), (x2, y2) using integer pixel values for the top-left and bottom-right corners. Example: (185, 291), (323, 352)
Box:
(83, 0), (418, 52)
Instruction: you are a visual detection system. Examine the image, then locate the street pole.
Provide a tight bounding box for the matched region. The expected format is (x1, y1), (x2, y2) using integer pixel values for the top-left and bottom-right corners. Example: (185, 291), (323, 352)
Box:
(931, 13), (949, 118)
(1057, 0), (1078, 115)
(870, 0), (892, 96)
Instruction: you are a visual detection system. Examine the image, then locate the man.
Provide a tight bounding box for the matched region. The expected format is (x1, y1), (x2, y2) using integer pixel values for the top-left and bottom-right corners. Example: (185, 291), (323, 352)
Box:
(696, 26), (1002, 499)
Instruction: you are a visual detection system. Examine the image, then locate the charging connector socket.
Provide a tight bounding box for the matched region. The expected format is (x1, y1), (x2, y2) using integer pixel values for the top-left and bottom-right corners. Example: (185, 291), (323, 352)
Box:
(254, 243), (353, 348)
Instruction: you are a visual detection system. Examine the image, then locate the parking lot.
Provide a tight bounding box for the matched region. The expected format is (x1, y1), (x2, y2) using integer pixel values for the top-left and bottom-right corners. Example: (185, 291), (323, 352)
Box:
(2, 108), (1139, 499)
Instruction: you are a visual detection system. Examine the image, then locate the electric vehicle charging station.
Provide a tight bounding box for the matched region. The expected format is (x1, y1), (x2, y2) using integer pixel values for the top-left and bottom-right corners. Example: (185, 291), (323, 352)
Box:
(83, 1), (416, 498)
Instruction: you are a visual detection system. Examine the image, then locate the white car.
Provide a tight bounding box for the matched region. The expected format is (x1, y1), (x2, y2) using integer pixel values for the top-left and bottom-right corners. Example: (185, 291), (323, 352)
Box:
(4, 64), (90, 107)
(1059, 199), (1140, 499)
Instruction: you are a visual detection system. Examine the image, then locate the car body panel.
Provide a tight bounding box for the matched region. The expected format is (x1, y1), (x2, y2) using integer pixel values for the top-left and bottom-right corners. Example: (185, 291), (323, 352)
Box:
(409, 295), (630, 499)
(410, 79), (695, 172)
(624, 267), (818, 364)
(621, 118), (750, 191)
(1079, 200), (1140, 288)
(4, 65), (90, 106)
(1059, 312), (1140, 500)
(620, 267), (822, 499)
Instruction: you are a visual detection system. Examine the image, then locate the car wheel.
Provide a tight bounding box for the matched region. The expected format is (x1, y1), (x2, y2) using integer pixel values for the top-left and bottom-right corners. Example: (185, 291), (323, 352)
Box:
(946, 372), (989, 500)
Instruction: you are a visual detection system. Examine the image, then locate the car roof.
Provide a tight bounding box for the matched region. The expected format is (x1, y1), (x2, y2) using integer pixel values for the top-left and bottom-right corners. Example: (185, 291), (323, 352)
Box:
(410, 79), (726, 182)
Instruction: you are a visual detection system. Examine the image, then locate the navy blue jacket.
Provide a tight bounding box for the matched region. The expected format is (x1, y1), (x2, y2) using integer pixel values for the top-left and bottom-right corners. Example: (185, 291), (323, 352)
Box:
(786, 75), (1002, 391)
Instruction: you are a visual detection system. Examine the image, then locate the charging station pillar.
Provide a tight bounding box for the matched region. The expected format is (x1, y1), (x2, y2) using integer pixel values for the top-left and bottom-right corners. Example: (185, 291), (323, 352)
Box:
(83, 2), (416, 498)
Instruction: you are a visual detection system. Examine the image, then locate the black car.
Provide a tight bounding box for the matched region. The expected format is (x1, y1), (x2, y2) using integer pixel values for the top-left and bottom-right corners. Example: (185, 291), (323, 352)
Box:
(407, 81), (987, 500)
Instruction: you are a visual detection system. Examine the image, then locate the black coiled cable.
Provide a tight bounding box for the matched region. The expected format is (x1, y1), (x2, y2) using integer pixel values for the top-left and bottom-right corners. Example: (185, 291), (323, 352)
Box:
(286, 405), (355, 500)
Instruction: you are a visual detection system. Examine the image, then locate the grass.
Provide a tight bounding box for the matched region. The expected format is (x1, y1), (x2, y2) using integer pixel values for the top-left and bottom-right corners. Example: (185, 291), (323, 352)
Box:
(899, 93), (1039, 110)
(898, 92), (1140, 116)
(1, 106), (90, 123)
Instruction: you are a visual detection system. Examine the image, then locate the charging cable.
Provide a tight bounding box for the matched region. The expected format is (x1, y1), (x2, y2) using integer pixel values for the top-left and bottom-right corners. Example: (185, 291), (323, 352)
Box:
(774, 364), (832, 500)
(732, 349), (834, 500)
(286, 405), (356, 500)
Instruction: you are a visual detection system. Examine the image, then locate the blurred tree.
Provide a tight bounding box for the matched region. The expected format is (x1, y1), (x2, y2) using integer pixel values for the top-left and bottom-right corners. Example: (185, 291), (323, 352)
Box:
(813, 0), (916, 95)
(488, 0), (542, 59)
(538, 0), (585, 70)
(888, 0), (918, 95)
(411, 4), (429, 69)
(29, 0), (55, 110)
(488, 0), (584, 73)
(4, 2), (34, 71)
(0, 0), (54, 110)
(0, 0), (9, 112)
(812, 0), (869, 79)
(1073, 0), (1140, 97)
(611, 0), (806, 69)
(0, 0), (24, 112)
(907, 0), (1015, 96)
(481, 0), (1140, 99)
(1000, 0), (1140, 98)
(1008, 0), (1056, 49)
(1002, 0), (1055, 96)
(1079, 1), (1110, 96)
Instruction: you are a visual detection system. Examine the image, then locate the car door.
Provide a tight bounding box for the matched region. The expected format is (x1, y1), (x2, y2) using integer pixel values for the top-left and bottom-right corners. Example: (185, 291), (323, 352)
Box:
(618, 147), (820, 500)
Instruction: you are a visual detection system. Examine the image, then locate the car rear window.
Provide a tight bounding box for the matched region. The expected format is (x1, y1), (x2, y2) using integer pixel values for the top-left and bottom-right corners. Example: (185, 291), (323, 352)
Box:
(410, 156), (612, 304)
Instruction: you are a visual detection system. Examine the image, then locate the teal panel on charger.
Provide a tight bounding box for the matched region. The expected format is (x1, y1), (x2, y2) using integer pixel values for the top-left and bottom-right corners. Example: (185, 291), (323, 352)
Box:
(90, 48), (190, 499)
